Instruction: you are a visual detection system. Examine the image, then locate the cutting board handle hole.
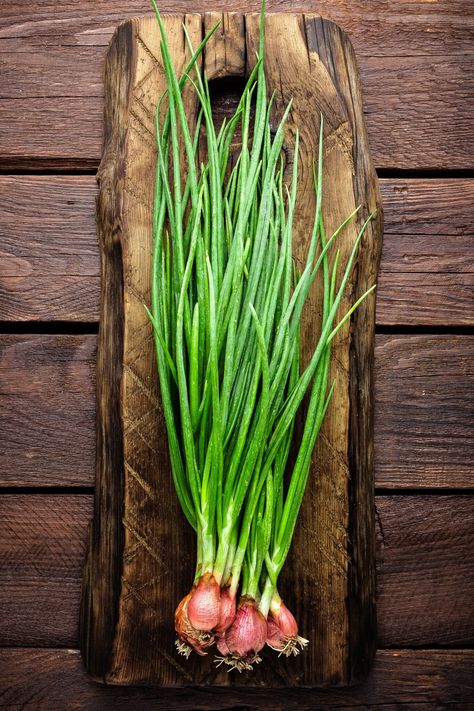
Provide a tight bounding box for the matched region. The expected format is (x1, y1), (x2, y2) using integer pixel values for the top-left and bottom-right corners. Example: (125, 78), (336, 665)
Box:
(207, 76), (253, 151)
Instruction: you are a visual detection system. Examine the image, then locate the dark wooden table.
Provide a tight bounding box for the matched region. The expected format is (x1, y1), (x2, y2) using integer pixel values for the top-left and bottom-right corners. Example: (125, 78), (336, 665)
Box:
(1, 1), (473, 708)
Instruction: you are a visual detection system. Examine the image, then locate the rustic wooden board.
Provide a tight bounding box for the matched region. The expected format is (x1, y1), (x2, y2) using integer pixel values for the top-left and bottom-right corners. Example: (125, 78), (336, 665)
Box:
(80, 11), (383, 687)
(2, 177), (473, 324)
(1, 1), (473, 168)
(1, 334), (472, 490)
(2, 496), (473, 648)
(1, 648), (473, 710)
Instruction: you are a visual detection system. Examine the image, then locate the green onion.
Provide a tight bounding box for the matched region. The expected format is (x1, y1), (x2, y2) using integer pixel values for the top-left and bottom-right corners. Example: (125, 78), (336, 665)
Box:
(149, 0), (375, 669)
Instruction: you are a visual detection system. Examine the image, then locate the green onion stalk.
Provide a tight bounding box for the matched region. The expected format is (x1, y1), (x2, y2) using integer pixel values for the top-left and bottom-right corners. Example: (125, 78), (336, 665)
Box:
(149, 0), (375, 670)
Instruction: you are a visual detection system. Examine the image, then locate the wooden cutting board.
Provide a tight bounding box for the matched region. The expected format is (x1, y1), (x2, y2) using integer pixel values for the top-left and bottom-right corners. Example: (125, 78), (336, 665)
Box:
(80, 11), (383, 687)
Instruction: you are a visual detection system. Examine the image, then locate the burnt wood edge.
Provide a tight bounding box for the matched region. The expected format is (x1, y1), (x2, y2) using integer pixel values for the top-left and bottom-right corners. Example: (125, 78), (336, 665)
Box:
(79, 19), (134, 680)
(303, 15), (383, 683)
(339, 25), (382, 682)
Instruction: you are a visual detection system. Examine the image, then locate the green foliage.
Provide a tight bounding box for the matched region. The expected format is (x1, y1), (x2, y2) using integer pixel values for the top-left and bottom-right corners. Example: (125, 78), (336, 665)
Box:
(149, 0), (375, 595)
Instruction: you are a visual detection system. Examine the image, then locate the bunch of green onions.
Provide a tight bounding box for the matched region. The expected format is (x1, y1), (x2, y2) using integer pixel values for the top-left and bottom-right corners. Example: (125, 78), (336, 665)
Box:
(149, 0), (375, 671)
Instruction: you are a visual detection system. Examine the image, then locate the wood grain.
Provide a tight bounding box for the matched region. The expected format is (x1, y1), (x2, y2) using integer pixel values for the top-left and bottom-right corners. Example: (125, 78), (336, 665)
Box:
(1, 648), (473, 710)
(0, 495), (93, 647)
(382, 179), (474, 239)
(2, 0), (472, 56)
(0, 3), (472, 168)
(377, 496), (474, 647)
(0, 176), (100, 322)
(1, 179), (473, 325)
(375, 335), (474, 489)
(1, 495), (472, 648)
(0, 335), (96, 487)
(0, 60), (470, 171)
(295, 13), (382, 682)
(79, 19), (131, 682)
(2, 334), (472, 490)
(377, 273), (473, 326)
(80, 11), (382, 687)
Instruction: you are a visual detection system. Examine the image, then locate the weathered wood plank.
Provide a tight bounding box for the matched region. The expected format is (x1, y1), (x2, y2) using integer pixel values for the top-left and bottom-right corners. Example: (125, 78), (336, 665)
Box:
(377, 496), (474, 647)
(0, 495), (472, 647)
(0, 648), (473, 709)
(379, 180), (474, 324)
(0, 276), (99, 322)
(1, 334), (472, 489)
(0, 177), (99, 277)
(0, 3), (472, 168)
(382, 179), (474, 238)
(375, 335), (474, 489)
(0, 495), (93, 648)
(361, 53), (473, 170)
(0, 335), (96, 488)
(376, 273), (473, 326)
(0, 57), (471, 170)
(1, 177), (473, 324)
(0, 98), (101, 168)
(0, 175), (100, 321)
(2, 0), (472, 56)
